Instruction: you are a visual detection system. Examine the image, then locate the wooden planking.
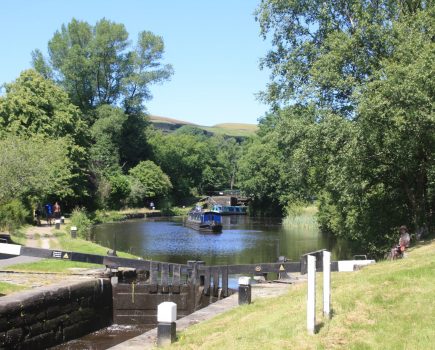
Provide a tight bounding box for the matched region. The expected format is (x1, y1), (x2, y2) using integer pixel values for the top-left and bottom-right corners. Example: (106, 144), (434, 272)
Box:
(161, 263), (169, 293)
(203, 267), (211, 296)
(149, 261), (159, 293)
(212, 268), (219, 297)
(221, 266), (228, 297)
(172, 264), (181, 294)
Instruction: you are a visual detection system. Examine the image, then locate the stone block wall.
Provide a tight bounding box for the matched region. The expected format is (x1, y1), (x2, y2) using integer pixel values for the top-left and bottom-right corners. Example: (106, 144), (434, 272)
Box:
(0, 279), (112, 349)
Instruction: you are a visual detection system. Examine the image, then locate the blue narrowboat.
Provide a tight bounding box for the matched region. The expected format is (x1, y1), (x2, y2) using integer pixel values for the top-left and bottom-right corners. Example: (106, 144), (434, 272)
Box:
(186, 209), (223, 233)
(211, 204), (247, 215)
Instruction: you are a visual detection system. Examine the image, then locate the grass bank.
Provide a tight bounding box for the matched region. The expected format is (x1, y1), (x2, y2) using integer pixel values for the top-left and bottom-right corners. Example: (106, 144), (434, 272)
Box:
(5, 229), (138, 274)
(168, 240), (435, 350)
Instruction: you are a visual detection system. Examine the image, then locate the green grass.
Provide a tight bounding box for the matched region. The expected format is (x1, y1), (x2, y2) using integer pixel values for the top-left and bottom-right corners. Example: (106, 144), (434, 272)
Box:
(167, 240), (435, 350)
(9, 226), (27, 245)
(3, 259), (101, 273)
(4, 231), (138, 273)
(201, 124), (257, 137)
(0, 282), (27, 296)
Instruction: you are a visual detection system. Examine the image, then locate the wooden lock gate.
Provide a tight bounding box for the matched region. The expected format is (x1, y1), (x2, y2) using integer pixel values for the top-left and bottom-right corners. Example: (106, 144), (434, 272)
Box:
(0, 243), (339, 325)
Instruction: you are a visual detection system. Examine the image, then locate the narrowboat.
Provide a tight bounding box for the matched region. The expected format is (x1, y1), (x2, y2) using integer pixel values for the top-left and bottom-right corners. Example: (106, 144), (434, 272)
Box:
(185, 209), (223, 233)
(211, 204), (247, 215)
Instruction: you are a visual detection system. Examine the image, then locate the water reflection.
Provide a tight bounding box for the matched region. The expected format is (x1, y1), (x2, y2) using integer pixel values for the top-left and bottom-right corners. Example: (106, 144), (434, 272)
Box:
(91, 215), (348, 265)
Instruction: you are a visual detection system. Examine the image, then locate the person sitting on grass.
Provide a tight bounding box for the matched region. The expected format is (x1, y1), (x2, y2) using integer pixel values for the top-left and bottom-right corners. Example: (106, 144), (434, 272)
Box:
(390, 225), (410, 259)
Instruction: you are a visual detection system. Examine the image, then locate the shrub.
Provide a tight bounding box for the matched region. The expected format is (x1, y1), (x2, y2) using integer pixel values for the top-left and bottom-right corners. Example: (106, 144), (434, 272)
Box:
(108, 174), (131, 210)
(70, 207), (93, 239)
(0, 199), (28, 233)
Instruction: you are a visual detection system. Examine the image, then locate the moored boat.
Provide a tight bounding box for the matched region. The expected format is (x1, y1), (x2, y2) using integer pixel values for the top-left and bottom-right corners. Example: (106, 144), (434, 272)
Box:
(211, 204), (247, 215)
(185, 208), (223, 233)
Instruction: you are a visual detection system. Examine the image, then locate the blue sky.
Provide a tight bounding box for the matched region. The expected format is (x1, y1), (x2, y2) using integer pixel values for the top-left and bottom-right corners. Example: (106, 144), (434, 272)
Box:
(0, 1), (272, 126)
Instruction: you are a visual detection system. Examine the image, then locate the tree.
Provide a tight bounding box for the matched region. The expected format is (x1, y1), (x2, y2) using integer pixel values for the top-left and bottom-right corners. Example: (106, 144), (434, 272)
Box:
(353, 8), (434, 238)
(209, 136), (242, 190)
(255, 0), (426, 116)
(128, 160), (172, 206)
(119, 110), (151, 169)
(148, 130), (210, 198)
(0, 136), (73, 205)
(237, 135), (284, 216)
(252, 1), (434, 255)
(0, 70), (89, 205)
(89, 105), (127, 175)
(147, 129), (239, 199)
(0, 70), (86, 142)
(107, 174), (131, 210)
(32, 18), (173, 114)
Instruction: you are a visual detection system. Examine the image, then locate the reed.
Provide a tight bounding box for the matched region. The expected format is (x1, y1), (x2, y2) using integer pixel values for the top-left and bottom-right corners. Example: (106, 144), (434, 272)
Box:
(282, 205), (318, 228)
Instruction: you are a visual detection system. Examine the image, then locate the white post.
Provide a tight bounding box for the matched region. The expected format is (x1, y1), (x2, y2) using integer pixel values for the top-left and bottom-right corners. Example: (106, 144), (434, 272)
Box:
(307, 254), (316, 334)
(157, 302), (177, 346)
(323, 251), (331, 319)
(238, 276), (251, 305)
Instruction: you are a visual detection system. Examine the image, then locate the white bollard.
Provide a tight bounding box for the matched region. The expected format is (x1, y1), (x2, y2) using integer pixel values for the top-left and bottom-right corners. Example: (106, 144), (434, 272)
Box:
(323, 251), (331, 319)
(307, 255), (316, 334)
(157, 302), (177, 346)
(70, 226), (77, 238)
(238, 276), (252, 305)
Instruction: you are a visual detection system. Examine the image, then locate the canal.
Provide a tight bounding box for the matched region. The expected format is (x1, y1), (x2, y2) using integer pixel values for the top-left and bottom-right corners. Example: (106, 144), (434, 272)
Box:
(91, 215), (349, 265)
(57, 215), (348, 349)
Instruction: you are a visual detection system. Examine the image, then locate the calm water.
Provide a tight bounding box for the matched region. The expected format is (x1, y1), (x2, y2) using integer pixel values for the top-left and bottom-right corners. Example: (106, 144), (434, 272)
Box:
(91, 215), (349, 264)
(62, 216), (348, 349)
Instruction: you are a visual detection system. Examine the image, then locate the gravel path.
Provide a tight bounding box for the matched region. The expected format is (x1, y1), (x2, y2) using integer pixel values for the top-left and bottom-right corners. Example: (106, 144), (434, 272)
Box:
(25, 222), (60, 249)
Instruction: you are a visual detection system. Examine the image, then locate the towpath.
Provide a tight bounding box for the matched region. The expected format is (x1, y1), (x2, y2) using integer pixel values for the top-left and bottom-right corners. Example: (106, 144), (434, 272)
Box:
(25, 222), (60, 249)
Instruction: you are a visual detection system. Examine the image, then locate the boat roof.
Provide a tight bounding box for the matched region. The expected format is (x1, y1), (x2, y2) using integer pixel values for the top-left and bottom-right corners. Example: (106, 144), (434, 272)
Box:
(189, 209), (221, 216)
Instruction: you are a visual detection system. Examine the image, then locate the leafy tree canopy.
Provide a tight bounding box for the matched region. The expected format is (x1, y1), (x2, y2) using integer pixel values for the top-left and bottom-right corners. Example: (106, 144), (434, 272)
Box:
(128, 160), (172, 200)
(255, 0), (430, 116)
(0, 69), (87, 144)
(32, 18), (173, 114)
(0, 135), (73, 205)
(89, 105), (128, 175)
(0, 69), (90, 206)
(246, 1), (434, 255)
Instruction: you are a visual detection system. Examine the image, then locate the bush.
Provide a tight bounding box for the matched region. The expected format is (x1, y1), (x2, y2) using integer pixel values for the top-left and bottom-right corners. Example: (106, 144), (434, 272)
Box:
(0, 199), (28, 233)
(108, 174), (131, 210)
(70, 207), (93, 239)
(93, 209), (125, 224)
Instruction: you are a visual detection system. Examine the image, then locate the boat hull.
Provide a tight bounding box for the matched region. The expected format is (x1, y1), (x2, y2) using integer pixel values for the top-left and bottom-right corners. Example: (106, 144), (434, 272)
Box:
(185, 220), (222, 233)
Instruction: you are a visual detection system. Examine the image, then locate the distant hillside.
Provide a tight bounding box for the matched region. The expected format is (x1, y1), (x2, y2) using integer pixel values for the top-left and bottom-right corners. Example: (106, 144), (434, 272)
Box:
(148, 115), (258, 138)
(202, 123), (258, 137)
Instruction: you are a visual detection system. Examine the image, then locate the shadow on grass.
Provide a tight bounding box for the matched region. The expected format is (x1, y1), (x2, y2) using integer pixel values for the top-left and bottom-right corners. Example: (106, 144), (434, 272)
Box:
(315, 309), (335, 333)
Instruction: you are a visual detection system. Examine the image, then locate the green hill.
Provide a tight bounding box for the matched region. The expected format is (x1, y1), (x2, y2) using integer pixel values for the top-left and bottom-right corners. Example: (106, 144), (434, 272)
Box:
(148, 115), (257, 138)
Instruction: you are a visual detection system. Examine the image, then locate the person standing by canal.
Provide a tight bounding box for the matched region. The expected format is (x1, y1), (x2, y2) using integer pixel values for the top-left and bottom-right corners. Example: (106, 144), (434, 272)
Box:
(54, 201), (61, 219)
(44, 202), (53, 225)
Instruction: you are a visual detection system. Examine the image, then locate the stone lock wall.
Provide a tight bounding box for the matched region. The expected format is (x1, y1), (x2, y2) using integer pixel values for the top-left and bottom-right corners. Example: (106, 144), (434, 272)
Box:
(0, 279), (112, 349)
